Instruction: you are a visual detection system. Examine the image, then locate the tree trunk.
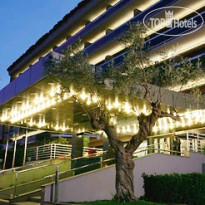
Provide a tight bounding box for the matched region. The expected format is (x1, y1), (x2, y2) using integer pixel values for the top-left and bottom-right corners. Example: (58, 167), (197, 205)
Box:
(91, 102), (179, 202)
(114, 146), (137, 202)
(102, 124), (137, 202)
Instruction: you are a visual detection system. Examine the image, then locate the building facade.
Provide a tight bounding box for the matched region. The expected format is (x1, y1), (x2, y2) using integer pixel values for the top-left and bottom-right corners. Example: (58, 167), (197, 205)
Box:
(0, 0), (205, 168)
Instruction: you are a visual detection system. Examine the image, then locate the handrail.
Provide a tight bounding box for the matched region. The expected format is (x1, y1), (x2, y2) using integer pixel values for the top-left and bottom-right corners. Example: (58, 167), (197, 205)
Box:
(0, 141), (189, 176)
(1, 145), (189, 198)
(26, 144), (103, 162)
(0, 151), (105, 179)
(2, 145), (202, 200)
(42, 146), (186, 182)
(1, 138), (200, 176)
(1, 140), (203, 199)
(0, 158), (54, 175)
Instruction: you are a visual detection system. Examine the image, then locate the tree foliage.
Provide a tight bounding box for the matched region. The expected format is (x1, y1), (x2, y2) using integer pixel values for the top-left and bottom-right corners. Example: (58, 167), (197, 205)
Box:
(108, 23), (200, 99)
(45, 22), (201, 202)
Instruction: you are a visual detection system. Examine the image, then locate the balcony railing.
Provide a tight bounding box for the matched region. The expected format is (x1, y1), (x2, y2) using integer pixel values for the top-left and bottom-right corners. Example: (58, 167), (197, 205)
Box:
(55, 0), (134, 53)
(98, 10), (205, 71)
(84, 0), (179, 56)
(26, 144), (103, 161)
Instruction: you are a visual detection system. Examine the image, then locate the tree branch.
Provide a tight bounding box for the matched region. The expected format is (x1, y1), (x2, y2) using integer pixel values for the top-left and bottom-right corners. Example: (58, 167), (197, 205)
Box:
(104, 123), (123, 151)
(159, 111), (180, 121)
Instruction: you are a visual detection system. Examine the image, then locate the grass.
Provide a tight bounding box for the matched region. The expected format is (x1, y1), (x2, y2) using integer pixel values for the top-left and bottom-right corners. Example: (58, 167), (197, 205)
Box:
(0, 159), (72, 199)
(0, 159), (71, 189)
(71, 200), (165, 205)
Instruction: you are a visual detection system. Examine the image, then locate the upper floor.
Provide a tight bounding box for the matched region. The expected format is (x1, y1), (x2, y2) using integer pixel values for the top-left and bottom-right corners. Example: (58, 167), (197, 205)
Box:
(8, 0), (205, 81)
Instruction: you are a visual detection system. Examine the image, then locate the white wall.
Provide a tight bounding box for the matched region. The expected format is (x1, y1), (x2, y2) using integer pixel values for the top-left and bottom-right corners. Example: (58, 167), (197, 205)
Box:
(43, 152), (205, 203)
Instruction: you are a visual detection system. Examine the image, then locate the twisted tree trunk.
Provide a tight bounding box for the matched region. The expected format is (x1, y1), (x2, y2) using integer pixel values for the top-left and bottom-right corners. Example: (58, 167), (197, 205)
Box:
(115, 146), (136, 202)
(104, 124), (137, 202)
(91, 102), (179, 202)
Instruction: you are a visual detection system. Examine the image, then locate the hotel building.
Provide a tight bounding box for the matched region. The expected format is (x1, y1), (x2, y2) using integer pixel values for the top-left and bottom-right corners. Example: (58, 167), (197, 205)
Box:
(0, 0), (205, 170)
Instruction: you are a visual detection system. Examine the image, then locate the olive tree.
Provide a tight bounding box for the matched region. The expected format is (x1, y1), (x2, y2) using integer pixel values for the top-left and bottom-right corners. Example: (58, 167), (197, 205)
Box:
(46, 23), (201, 202)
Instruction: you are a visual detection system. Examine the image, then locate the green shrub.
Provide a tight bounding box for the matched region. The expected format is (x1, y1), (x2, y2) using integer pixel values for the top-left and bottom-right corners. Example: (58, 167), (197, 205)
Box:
(143, 173), (205, 205)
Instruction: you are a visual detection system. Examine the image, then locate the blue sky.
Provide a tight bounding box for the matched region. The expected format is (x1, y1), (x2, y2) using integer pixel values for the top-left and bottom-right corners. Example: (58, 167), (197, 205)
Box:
(0, 0), (82, 89)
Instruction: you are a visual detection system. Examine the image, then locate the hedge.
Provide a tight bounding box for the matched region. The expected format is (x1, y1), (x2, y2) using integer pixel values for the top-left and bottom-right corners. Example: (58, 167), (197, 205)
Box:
(143, 173), (205, 205)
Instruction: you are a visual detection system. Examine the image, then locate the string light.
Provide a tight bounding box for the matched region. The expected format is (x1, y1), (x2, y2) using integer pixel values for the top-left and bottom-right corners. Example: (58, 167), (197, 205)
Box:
(114, 97), (120, 108)
(80, 89), (87, 100)
(124, 102), (131, 114)
(92, 95), (98, 103)
(1, 83), (205, 134)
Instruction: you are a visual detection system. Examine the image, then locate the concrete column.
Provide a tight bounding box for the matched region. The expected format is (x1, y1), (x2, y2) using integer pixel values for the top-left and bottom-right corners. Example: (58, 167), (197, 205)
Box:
(50, 144), (53, 159)
(12, 138), (17, 168)
(71, 135), (83, 158)
(3, 137), (9, 170)
(36, 147), (39, 161)
(23, 130), (28, 167)
(157, 138), (160, 153)
(103, 136), (109, 152)
(147, 137), (154, 154)
(102, 135), (114, 164)
(186, 132), (189, 151)
(54, 166), (59, 203)
(197, 133), (200, 153)
(54, 144), (57, 159)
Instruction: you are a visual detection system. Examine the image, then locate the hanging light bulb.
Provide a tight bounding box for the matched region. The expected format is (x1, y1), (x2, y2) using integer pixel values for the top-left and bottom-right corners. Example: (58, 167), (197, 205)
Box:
(127, 125), (131, 133)
(163, 118), (168, 131)
(106, 99), (112, 110)
(69, 87), (75, 96)
(143, 104), (147, 115)
(55, 123), (60, 131)
(158, 119), (162, 131)
(80, 89), (87, 100)
(133, 124), (138, 133)
(92, 95), (98, 103)
(62, 122), (66, 132)
(180, 118), (186, 127)
(124, 102), (131, 114)
(87, 96), (91, 105)
(116, 127), (120, 133)
(122, 126), (126, 133)
(201, 110), (205, 123)
(153, 125), (158, 133)
(114, 97), (120, 108)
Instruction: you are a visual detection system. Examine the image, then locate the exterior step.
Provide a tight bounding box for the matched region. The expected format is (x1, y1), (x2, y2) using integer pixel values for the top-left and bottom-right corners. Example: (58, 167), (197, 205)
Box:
(10, 190), (41, 204)
(12, 202), (40, 205)
(0, 199), (10, 205)
(29, 196), (41, 203)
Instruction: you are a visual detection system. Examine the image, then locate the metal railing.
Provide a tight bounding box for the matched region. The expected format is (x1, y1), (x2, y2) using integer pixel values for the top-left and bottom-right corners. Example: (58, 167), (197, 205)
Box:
(0, 158), (72, 199)
(0, 143), (193, 200)
(0, 145), (104, 179)
(0, 152), (106, 199)
(26, 144), (104, 162)
(27, 144), (72, 161)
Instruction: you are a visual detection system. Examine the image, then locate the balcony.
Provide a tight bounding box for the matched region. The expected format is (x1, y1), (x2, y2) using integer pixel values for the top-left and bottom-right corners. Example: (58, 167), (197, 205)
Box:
(84, 0), (179, 58)
(55, 0), (136, 53)
(98, 11), (205, 70)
